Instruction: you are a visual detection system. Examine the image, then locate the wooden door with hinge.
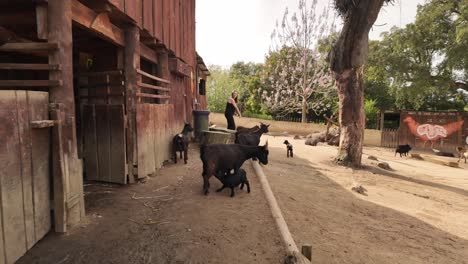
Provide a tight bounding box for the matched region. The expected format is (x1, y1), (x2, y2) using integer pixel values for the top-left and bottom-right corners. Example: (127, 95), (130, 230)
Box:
(0, 90), (51, 264)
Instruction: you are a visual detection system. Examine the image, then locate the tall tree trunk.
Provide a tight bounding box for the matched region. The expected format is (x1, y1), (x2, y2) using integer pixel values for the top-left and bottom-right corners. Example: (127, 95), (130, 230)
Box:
(331, 0), (386, 167)
(301, 98), (307, 123)
(336, 67), (365, 166)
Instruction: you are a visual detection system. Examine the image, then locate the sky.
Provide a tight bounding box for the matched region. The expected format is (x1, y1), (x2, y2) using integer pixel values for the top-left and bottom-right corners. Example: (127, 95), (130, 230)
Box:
(196, 0), (427, 67)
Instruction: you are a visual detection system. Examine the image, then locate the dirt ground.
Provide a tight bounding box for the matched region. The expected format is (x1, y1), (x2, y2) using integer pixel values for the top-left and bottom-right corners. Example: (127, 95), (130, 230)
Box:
(19, 136), (468, 264)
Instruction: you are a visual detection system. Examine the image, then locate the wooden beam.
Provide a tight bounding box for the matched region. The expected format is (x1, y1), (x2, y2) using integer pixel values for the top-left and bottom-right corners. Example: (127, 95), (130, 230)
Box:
(124, 26), (140, 183)
(136, 69), (170, 84)
(139, 43), (158, 64)
(78, 70), (123, 77)
(0, 63), (60, 70)
(31, 120), (55, 128)
(0, 80), (62, 87)
(71, 0), (124, 46)
(0, 42), (58, 52)
(36, 3), (48, 40)
(136, 92), (170, 99)
(137, 81), (171, 92)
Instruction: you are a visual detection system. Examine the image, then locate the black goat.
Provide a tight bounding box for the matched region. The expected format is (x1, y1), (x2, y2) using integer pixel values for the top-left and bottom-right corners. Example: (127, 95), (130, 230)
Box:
(215, 168), (250, 197)
(200, 142), (269, 195)
(235, 123), (270, 146)
(283, 140), (293, 158)
(172, 122), (194, 164)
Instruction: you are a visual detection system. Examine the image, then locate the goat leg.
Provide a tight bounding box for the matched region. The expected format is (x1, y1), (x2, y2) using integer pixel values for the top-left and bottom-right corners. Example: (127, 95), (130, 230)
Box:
(180, 151), (183, 159)
(216, 185), (226, 192)
(174, 150), (178, 164)
(203, 176), (210, 195)
(240, 182), (244, 190)
(246, 180), (251, 193)
(291, 150), (293, 158)
(184, 148), (188, 164)
(230, 187), (235, 197)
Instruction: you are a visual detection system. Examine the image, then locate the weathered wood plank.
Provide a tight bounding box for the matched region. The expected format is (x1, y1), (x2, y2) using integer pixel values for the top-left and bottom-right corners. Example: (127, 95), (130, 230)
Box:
(137, 81), (171, 92)
(136, 92), (170, 99)
(140, 42), (158, 64)
(109, 105), (127, 184)
(0, 63), (60, 70)
(137, 104), (155, 177)
(31, 120), (55, 128)
(36, 3), (48, 40)
(71, 0), (124, 46)
(136, 68), (170, 84)
(95, 105), (111, 182)
(153, 0), (163, 40)
(0, 42), (58, 52)
(0, 91), (27, 264)
(82, 105), (99, 182)
(78, 70), (123, 77)
(0, 80), (62, 87)
(142, 0), (153, 33)
(16, 91), (36, 250)
(124, 0), (142, 26)
(28, 91), (51, 244)
(50, 104), (67, 233)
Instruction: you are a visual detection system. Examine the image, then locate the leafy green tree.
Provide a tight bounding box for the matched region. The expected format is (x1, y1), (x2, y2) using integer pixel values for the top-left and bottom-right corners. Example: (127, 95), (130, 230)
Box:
(206, 65), (243, 113)
(229, 62), (265, 114)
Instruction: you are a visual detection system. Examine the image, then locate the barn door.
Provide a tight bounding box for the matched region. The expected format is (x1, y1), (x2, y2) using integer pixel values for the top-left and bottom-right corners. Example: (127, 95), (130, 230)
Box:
(82, 104), (127, 184)
(0, 90), (51, 264)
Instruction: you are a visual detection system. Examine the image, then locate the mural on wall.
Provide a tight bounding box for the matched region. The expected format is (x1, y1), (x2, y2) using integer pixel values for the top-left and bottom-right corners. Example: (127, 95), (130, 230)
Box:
(403, 116), (464, 148)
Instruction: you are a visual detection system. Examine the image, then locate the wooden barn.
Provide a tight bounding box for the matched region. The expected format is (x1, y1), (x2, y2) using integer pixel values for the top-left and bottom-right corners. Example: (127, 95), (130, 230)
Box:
(380, 111), (468, 152)
(0, 0), (208, 263)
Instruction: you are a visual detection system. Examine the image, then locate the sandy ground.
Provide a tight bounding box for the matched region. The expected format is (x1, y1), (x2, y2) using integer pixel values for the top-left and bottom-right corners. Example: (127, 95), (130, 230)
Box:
(18, 135), (468, 264)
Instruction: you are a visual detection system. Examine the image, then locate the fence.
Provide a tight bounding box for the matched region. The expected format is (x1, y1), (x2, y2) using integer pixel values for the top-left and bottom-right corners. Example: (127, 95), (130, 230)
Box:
(381, 129), (399, 148)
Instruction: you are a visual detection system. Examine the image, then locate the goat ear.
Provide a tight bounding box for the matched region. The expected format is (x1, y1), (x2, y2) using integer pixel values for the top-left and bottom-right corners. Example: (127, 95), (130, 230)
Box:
(264, 140), (269, 149)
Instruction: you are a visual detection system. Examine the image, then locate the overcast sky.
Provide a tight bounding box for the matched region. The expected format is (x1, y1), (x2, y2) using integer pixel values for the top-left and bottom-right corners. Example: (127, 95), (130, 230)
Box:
(196, 0), (427, 67)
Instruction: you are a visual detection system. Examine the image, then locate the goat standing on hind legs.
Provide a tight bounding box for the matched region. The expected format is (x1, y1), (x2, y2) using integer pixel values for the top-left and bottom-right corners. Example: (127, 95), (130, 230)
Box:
(173, 122), (194, 164)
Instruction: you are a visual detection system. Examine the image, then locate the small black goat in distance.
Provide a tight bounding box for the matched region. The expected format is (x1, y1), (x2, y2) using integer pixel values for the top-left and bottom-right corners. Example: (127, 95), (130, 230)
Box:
(215, 168), (250, 197)
(283, 140), (293, 158)
(395, 144), (411, 157)
(173, 122), (194, 164)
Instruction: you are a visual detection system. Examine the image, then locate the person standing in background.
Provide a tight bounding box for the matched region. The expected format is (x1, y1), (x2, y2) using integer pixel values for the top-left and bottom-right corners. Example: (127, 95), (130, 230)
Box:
(224, 90), (242, 130)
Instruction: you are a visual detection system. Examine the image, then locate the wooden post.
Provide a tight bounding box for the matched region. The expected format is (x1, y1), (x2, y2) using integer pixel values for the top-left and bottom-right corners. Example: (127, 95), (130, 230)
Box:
(49, 0), (85, 232)
(301, 244), (312, 262)
(124, 26), (140, 183)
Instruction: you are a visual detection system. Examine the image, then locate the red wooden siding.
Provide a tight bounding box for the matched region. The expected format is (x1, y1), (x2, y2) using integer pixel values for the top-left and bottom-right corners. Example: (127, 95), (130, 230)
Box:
(107, 0), (196, 65)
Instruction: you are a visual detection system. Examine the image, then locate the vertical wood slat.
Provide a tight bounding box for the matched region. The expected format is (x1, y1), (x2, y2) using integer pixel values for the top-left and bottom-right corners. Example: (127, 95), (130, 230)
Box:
(28, 92), (51, 244)
(0, 91), (27, 264)
(95, 105), (111, 182)
(0, 91), (51, 264)
(125, 0), (142, 26)
(109, 105), (127, 183)
(142, 0), (153, 33)
(16, 91), (35, 250)
(83, 105), (99, 181)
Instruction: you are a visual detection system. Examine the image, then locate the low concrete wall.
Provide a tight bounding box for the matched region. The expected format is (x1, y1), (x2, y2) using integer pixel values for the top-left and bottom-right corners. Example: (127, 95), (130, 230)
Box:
(209, 112), (382, 147)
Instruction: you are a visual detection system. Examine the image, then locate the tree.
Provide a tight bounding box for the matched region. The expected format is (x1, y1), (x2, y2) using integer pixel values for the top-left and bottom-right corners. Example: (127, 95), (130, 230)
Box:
(330, 0), (391, 167)
(206, 65), (243, 113)
(230, 62), (265, 114)
(364, 0), (468, 112)
(261, 0), (336, 123)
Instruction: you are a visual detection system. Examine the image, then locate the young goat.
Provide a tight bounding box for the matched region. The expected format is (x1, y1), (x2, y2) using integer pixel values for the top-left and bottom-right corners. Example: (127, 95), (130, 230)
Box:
(235, 123), (270, 146)
(172, 122), (194, 164)
(283, 140), (293, 158)
(215, 168), (250, 197)
(457, 146), (468, 163)
(200, 142), (269, 195)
